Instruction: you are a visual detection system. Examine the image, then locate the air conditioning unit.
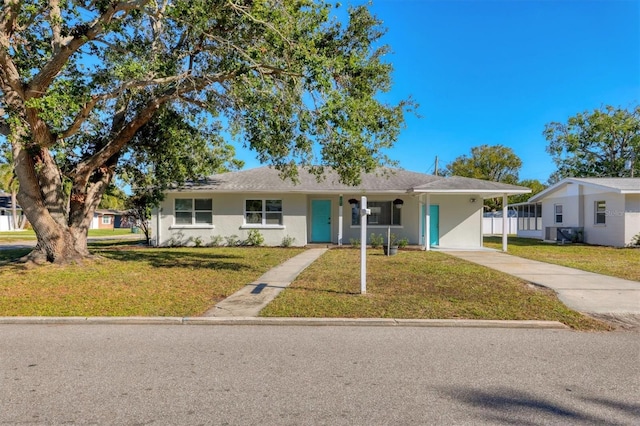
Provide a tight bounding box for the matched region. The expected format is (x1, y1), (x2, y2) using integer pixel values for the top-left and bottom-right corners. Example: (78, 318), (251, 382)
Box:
(557, 227), (584, 243)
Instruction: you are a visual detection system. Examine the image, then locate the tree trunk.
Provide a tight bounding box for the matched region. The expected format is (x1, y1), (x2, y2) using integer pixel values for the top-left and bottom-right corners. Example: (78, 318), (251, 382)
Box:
(12, 138), (107, 264)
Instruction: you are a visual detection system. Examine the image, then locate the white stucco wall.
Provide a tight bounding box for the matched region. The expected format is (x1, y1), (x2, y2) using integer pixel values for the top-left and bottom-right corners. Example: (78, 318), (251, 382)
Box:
(433, 195), (483, 248)
(625, 194), (640, 245)
(154, 192), (307, 247)
(151, 192), (485, 248)
(582, 191), (625, 246)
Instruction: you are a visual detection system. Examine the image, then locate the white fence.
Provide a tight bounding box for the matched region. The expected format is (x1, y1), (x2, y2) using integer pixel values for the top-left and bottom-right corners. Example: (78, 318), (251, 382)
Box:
(482, 217), (517, 235)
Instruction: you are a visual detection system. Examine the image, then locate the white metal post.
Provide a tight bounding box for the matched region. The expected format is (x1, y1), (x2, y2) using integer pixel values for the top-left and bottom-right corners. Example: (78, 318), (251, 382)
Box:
(502, 193), (508, 252)
(360, 196), (368, 294)
(338, 194), (343, 246)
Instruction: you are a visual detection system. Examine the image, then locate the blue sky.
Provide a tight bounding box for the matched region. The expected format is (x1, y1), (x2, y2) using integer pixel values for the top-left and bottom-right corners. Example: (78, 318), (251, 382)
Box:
(241, 0), (640, 183)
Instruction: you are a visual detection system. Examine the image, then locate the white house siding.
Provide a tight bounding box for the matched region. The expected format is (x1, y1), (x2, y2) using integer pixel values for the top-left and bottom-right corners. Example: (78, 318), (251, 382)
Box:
(434, 195), (483, 248)
(153, 192), (485, 248)
(156, 192), (308, 247)
(582, 191), (625, 247)
(625, 194), (640, 245)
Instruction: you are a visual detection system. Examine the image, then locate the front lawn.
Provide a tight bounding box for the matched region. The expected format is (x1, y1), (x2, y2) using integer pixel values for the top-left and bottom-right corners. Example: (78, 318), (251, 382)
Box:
(0, 247), (303, 316)
(260, 249), (610, 330)
(484, 237), (640, 282)
(0, 228), (136, 242)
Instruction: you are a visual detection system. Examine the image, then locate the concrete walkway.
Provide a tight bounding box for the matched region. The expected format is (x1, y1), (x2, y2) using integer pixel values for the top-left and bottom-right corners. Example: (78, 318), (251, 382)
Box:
(444, 250), (640, 319)
(203, 248), (328, 317)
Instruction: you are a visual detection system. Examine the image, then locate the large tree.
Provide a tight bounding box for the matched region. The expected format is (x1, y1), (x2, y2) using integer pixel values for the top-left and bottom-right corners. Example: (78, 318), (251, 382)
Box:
(544, 105), (640, 182)
(445, 144), (523, 210)
(445, 144), (522, 184)
(0, 1), (412, 264)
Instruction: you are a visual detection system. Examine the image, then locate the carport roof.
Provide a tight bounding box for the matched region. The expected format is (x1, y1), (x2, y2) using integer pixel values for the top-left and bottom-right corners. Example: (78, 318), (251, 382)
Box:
(172, 166), (530, 196)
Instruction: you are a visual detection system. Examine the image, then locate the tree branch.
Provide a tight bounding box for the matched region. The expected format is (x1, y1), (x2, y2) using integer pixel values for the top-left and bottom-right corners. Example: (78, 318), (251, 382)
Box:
(29, 0), (151, 95)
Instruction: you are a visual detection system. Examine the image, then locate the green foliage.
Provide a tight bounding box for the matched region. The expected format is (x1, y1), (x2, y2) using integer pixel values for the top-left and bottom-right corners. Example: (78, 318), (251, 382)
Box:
(445, 144), (522, 184)
(209, 235), (224, 247)
(192, 236), (204, 248)
(629, 233), (640, 248)
(509, 179), (547, 204)
(544, 105), (640, 181)
(245, 229), (265, 246)
(281, 235), (296, 247)
(349, 238), (361, 248)
(98, 184), (127, 210)
(369, 233), (384, 248)
(446, 144), (523, 210)
(397, 237), (409, 248)
(225, 234), (240, 247)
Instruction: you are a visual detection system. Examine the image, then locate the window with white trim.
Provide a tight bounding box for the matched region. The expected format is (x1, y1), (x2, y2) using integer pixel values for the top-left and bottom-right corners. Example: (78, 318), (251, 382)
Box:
(102, 215), (112, 225)
(595, 200), (606, 224)
(554, 204), (563, 223)
(351, 201), (401, 226)
(245, 199), (282, 226)
(174, 198), (213, 225)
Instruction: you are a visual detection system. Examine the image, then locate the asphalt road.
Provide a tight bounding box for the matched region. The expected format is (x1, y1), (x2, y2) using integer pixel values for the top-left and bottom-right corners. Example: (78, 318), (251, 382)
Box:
(1, 325), (638, 425)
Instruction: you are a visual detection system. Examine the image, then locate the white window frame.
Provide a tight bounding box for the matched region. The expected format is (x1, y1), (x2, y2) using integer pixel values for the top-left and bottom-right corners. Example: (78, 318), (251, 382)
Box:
(102, 215), (112, 225)
(172, 198), (214, 228)
(351, 200), (402, 228)
(242, 199), (284, 229)
(595, 200), (606, 225)
(554, 204), (563, 224)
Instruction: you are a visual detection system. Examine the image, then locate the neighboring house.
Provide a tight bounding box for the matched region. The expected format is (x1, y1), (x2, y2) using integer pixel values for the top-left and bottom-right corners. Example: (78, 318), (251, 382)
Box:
(529, 177), (640, 247)
(511, 201), (543, 239)
(151, 167), (529, 249)
(0, 192), (25, 231)
(91, 209), (132, 230)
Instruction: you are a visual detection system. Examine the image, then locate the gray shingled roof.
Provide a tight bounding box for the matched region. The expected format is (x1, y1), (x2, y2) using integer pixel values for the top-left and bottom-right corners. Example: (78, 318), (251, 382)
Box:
(568, 177), (640, 192)
(174, 166), (530, 195)
(411, 176), (529, 193)
(530, 177), (640, 202)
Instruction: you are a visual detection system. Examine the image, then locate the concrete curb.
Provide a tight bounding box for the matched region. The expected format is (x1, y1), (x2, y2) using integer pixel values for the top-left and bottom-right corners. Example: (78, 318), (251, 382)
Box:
(0, 316), (569, 329)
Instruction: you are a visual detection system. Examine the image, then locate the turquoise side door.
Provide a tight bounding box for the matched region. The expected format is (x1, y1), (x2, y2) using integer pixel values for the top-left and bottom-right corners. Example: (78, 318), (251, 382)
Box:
(421, 204), (440, 246)
(311, 200), (332, 242)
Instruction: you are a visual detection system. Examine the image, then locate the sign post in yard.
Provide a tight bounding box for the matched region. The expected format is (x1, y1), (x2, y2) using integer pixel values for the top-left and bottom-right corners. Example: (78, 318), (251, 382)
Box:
(360, 196), (370, 294)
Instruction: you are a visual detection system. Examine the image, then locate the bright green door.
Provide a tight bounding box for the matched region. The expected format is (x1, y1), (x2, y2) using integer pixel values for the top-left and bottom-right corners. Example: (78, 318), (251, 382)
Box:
(421, 204), (439, 246)
(311, 200), (332, 242)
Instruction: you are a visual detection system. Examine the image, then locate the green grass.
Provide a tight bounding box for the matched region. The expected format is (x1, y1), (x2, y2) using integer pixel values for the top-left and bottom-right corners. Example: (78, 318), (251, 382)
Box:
(0, 247), (303, 317)
(0, 228), (135, 242)
(484, 237), (640, 282)
(260, 249), (610, 330)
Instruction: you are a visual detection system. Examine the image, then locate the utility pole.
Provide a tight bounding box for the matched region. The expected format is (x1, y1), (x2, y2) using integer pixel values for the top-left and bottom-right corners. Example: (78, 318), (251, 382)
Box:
(434, 156), (439, 176)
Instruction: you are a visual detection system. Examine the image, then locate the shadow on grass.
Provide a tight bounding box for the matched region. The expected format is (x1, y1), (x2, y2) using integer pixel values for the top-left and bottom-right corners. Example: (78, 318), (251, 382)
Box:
(0, 248), (32, 264)
(99, 248), (250, 271)
(289, 286), (360, 295)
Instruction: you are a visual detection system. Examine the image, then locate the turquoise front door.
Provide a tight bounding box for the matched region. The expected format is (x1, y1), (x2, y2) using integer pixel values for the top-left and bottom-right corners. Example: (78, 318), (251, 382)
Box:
(421, 204), (439, 246)
(311, 200), (332, 242)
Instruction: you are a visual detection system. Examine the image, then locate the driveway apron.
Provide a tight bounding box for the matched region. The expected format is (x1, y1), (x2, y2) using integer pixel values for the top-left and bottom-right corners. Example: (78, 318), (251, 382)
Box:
(443, 250), (640, 317)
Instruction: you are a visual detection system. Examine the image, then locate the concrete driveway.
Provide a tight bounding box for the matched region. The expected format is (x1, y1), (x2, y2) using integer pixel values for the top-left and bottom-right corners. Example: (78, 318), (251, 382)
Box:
(444, 250), (640, 324)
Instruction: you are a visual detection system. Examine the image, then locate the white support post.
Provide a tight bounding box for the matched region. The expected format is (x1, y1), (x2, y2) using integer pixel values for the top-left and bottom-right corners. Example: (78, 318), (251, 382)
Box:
(360, 196), (369, 294)
(425, 194), (431, 251)
(338, 194), (343, 246)
(502, 194), (508, 252)
(156, 207), (162, 247)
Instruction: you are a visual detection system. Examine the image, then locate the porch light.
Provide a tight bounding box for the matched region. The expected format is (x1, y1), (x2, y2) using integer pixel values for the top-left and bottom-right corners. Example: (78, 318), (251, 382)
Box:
(393, 198), (404, 209)
(469, 197), (477, 203)
(348, 198), (358, 208)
